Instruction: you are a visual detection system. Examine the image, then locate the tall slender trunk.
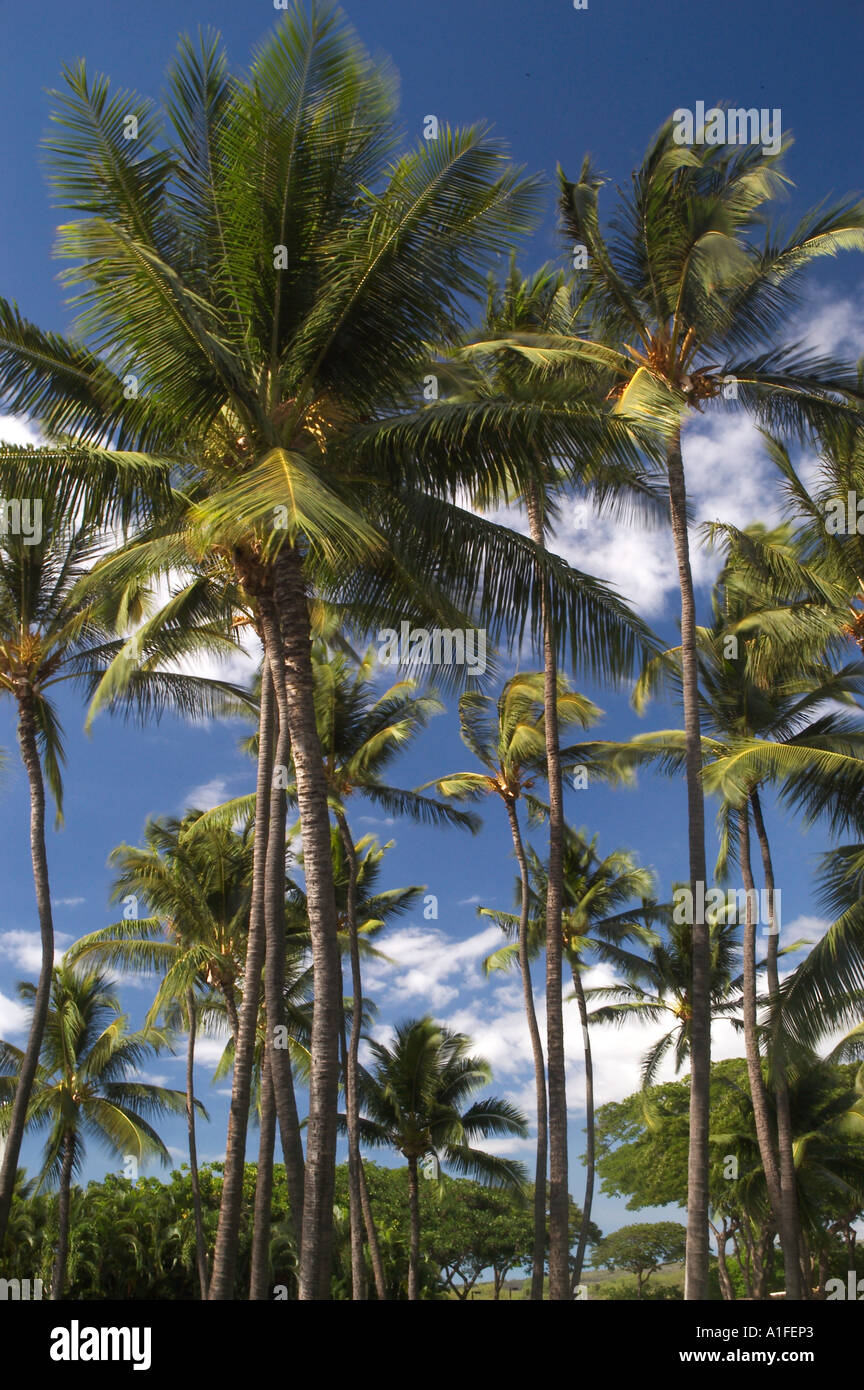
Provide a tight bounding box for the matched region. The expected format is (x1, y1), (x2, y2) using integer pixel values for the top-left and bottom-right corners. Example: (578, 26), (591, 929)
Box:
(336, 812), (369, 1301)
(799, 1229), (812, 1298)
(357, 1153), (388, 1301)
(219, 985), (240, 1049)
(817, 1246), (829, 1298)
(407, 1156), (421, 1301)
(738, 1223), (755, 1299)
(749, 788), (803, 1300)
(249, 1049), (277, 1301)
(738, 807), (788, 1270)
(755, 1227), (773, 1300)
(666, 436), (710, 1300)
(569, 962), (594, 1291)
(50, 1133), (74, 1301)
(257, 636), (306, 1248)
(272, 544), (342, 1301)
(524, 482), (569, 1301)
(0, 694), (56, 1248)
(504, 799), (548, 1300)
(208, 661), (275, 1299)
(711, 1219), (735, 1301)
(185, 989), (209, 1300)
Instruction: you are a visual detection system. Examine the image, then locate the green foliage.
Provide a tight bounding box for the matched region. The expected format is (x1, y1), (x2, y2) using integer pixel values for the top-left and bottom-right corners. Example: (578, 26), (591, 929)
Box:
(592, 1276), (684, 1301)
(593, 1220), (687, 1298)
(4, 1161), (561, 1300)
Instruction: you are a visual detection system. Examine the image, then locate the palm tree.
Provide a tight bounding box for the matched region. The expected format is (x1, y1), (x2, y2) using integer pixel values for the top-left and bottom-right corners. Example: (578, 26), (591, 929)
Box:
(67, 811), (256, 1295)
(469, 129), (864, 1295)
(309, 646), (477, 1298)
(590, 912), (742, 1089)
(358, 1017), (528, 1300)
(227, 933), (313, 1301)
(778, 842), (864, 1079)
(483, 827), (657, 1289)
(426, 671), (607, 1297)
(0, 463), (241, 1251)
(327, 830), (423, 1300)
(601, 551), (864, 1294)
(414, 263), (663, 1297)
(0, 962), (190, 1299)
(0, 12), (669, 1297)
(0, 3), (549, 1297)
(196, 644), (474, 1297)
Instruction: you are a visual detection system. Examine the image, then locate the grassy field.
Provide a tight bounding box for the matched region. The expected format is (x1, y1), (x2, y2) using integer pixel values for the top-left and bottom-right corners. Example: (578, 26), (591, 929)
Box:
(446, 1263), (686, 1300)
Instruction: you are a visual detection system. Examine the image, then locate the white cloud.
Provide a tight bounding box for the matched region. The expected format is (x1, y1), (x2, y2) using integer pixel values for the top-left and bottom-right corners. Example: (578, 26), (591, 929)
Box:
(789, 283), (864, 361)
(182, 778), (230, 813)
(53, 896), (85, 908)
(476, 290), (864, 624)
(781, 914), (830, 951)
(0, 929), (71, 973)
(173, 629), (261, 688)
(0, 414), (41, 447)
(364, 923), (503, 1011)
(0, 990), (31, 1038)
(165, 1031), (231, 1074)
(544, 410), (776, 618)
(113, 969), (160, 991)
(193, 1034), (231, 1067)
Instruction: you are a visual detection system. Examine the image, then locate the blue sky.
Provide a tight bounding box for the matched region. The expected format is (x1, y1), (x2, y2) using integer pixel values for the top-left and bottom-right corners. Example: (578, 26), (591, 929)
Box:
(1, 0), (863, 1243)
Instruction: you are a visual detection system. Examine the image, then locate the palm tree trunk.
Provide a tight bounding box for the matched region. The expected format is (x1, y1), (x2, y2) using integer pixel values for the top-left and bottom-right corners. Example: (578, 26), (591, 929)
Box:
(337, 1013), (366, 1299)
(0, 694), (56, 1249)
(407, 1155), (421, 1301)
(504, 800), (548, 1300)
(208, 658), (275, 1299)
(524, 481), (569, 1302)
(711, 1218), (735, 1301)
(749, 788), (804, 1300)
(50, 1133), (74, 1301)
(335, 811), (369, 1301)
(738, 807), (788, 1266)
(220, 985), (240, 1043)
(666, 435), (711, 1300)
(272, 544), (342, 1300)
(569, 962), (594, 1291)
(185, 988), (209, 1300)
(257, 638), (306, 1248)
(249, 1049), (277, 1301)
(357, 1156), (388, 1301)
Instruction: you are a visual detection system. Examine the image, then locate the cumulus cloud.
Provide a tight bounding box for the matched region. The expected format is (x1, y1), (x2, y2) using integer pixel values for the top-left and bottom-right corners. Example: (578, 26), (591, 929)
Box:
(0, 990), (31, 1038)
(173, 628), (261, 688)
(788, 282), (864, 361)
(551, 410), (778, 618)
(781, 914), (830, 951)
(364, 927), (749, 1132)
(182, 778), (231, 813)
(192, 1034), (231, 1067)
(478, 290), (864, 623)
(364, 923), (503, 1011)
(479, 408), (773, 620)
(0, 414), (41, 447)
(0, 929), (71, 973)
